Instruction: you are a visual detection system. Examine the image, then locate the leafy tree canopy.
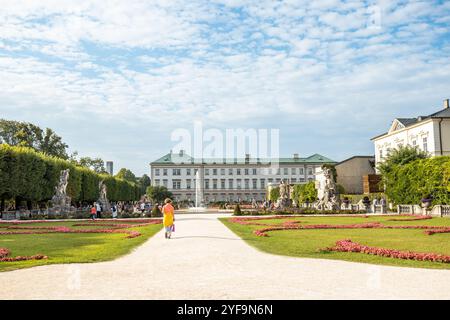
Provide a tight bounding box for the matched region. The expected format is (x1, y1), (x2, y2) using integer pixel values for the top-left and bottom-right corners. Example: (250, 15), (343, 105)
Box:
(378, 145), (429, 175)
(0, 119), (69, 159)
(115, 168), (137, 183)
(76, 157), (107, 174)
(146, 185), (173, 203)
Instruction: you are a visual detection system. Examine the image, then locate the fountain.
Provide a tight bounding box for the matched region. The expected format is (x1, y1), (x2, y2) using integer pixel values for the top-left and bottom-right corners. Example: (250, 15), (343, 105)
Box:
(188, 169), (206, 212)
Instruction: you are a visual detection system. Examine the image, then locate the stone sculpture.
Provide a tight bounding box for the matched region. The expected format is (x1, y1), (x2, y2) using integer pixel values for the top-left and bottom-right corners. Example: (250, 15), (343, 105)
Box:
(51, 169), (72, 211)
(314, 167), (341, 211)
(277, 179), (291, 209)
(97, 180), (111, 212)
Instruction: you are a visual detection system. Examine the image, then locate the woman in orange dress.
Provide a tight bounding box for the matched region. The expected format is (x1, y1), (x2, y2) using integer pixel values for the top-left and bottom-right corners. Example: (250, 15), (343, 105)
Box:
(162, 198), (175, 239)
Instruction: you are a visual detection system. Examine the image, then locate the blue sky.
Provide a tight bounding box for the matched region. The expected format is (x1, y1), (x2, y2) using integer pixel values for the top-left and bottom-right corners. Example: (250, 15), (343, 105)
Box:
(0, 0), (449, 176)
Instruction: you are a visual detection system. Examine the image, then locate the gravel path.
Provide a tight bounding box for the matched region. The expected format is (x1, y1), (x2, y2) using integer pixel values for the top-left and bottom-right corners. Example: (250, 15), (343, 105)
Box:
(1, 213), (449, 300)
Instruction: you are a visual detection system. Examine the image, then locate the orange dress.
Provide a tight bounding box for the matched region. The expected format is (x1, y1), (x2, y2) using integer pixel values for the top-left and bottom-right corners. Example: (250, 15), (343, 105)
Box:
(162, 203), (174, 227)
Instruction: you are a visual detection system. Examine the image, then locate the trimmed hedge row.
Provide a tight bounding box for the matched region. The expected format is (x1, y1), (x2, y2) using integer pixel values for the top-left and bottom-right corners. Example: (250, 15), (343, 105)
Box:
(383, 156), (450, 205)
(0, 144), (140, 205)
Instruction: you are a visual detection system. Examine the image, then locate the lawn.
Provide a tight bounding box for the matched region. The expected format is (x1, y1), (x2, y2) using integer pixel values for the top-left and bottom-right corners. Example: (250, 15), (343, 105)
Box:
(220, 215), (450, 269)
(0, 219), (162, 272)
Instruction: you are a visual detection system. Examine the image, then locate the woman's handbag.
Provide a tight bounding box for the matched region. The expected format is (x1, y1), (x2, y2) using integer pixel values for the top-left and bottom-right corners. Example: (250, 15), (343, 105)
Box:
(171, 224), (175, 232)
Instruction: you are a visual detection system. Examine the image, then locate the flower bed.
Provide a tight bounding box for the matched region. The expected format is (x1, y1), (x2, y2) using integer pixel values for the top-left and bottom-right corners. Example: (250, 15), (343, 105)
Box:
(387, 216), (432, 221)
(326, 239), (450, 263)
(0, 247), (47, 262)
(0, 219), (163, 262)
(229, 215), (446, 237)
(425, 228), (450, 236)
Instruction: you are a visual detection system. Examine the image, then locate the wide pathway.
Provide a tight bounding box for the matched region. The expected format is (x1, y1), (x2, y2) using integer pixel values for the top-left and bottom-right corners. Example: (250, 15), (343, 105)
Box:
(1, 213), (450, 299)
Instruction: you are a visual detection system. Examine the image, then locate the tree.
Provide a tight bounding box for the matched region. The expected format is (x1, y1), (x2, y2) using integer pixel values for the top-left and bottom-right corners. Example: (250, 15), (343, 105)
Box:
(115, 168), (137, 183)
(77, 157), (107, 174)
(146, 186), (173, 203)
(269, 187), (280, 202)
(378, 145), (429, 175)
(0, 119), (69, 159)
(292, 182), (318, 205)
(137, 174), (151, 195)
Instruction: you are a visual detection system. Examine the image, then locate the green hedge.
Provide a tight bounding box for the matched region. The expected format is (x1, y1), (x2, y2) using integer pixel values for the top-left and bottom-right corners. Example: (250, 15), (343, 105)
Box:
(0, 144), (140, 205)
(382, 156), (450, 205)
(291, 182), (318, 205)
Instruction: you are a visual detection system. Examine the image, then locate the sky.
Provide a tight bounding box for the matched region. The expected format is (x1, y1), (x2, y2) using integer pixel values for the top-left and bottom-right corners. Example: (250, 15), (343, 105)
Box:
(0, 0), (449, 176)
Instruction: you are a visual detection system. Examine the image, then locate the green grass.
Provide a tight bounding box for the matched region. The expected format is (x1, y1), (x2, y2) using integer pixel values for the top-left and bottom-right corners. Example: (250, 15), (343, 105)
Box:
(220, 216), (450, 269)
(0, 220), (162, 272)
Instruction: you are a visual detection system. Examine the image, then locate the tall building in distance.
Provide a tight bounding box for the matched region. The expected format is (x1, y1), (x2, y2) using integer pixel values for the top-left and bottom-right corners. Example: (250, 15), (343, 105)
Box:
(150, 150), (336, 203)
(106, 161), (114, 175)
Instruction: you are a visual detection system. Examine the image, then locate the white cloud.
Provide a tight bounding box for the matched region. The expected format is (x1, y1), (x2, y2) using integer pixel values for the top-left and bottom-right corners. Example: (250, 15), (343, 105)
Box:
(0, 0), (449, 174)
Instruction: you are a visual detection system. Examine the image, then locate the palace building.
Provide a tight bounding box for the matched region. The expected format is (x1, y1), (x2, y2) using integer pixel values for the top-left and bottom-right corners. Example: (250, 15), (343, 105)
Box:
(149, 150), (336, 203)
(372, 99), (450, 170)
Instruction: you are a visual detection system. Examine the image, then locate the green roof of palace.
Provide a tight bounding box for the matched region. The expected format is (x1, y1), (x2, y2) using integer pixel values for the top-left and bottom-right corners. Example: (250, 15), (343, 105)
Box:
(151, 152), (336, 165)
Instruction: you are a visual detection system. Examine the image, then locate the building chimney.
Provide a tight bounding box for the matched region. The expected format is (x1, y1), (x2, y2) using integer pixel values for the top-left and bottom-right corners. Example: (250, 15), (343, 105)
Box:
(293, 153), (299, 159)
(444, 99), (450, 109)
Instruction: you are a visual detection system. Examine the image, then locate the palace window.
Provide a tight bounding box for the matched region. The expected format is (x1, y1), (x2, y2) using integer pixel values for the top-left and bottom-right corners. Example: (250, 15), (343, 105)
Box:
(291, 168), (296, 175)
(245, 179), (250, 189)
(205, 179), (210, 189)
(155, 169), (160, 176)
(237, 169), (241, 175)
(186, 180), (191, 189)
(228, 179), (233, 189)
(221, 168), (225, 175)
(229, 168), (233, 175)
(299, 168), (304, 175)
(252, 179), (257, 189)
(423, 137), (428, 153)
(213, 169), (218, 176)
(186, 168), (191, 176)
(162, 179), (168, 187)
(237, 179), (242, 189)
(163, 169), (168, 176)
(172, 180), (181, 189)
(284, 168), (288, 175)
(205, 168), (210, 175)
(245, 168), (249, 175)
(173, 168), (181, 176)
(221, 179), (226, 189)
(260, 179), (265, 189)
(212, 179), (218, 190)
(154, 179), (160, 186)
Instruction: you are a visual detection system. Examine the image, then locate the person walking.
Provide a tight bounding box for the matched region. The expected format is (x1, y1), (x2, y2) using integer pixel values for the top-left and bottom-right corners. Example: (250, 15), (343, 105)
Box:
(96, 202), (102, 219)
(90, 204), (97, 220)
(111, 203), (118, 219)
(162, 198), (175, 239)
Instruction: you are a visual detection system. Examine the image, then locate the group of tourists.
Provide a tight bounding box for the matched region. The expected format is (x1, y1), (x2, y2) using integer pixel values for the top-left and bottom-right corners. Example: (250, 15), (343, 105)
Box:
(88, 198), (176, 240)
(89, 202), (118, 220)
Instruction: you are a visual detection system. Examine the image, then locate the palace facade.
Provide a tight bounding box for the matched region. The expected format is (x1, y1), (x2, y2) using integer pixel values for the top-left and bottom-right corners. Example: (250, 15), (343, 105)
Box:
(372, 99), (450, 170)
(149, 151), (336, 203)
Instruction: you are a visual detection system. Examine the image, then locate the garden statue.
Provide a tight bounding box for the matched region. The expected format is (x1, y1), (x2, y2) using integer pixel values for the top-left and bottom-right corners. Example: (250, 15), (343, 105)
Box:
(97, 180), (111, 212)
(314, 167), (341, 211)
(51, 169), (72, 212)
(277, 179), (291, 209)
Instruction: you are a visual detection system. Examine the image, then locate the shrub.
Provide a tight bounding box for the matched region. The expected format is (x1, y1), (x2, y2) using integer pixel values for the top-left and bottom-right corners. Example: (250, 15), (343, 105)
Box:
(233, 204), (242, 216)
(151, 205), (163, 217)
(381, 156), (450, 205)
(0, 144), (140, 207)
(292, 182), (318, 205)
